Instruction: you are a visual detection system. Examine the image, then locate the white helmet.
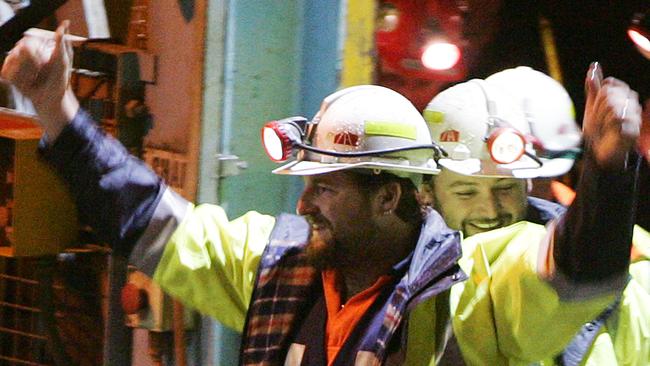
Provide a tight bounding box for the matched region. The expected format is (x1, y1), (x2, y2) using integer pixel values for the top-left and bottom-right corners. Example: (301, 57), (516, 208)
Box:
(425, 79), (550, 178)
(486, 66), (581, 176)
(263, 85), (441, 184)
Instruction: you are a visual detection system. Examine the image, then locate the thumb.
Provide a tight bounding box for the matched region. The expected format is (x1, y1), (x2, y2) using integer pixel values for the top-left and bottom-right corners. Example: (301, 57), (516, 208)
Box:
(584, 61), (602, 110)
(50, 20), (71, 68)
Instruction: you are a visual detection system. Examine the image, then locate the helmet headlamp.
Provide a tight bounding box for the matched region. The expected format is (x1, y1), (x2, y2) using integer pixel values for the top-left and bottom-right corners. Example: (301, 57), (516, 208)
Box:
(261, 117), (308, 162)
(486, 127), (526, 164)
(262, 115), (447, 163)
(262, 85), (445, 179)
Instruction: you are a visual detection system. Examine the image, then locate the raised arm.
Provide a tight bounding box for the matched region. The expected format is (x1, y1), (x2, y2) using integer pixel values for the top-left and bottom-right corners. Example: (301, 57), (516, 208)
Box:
(1, 21), (77, 140)
(1, 22), (164, 254)
(456, 65), (644, 364)
(1, 23), (272, 327)
(553, 62), (642, 295)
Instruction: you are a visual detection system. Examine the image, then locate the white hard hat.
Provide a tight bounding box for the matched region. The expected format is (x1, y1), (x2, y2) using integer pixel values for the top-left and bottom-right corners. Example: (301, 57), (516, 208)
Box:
(425, 79), (554, 178)
(266, 85), (441, 183)
(486, 66), (581, 177)
(0, 1), (13, 23)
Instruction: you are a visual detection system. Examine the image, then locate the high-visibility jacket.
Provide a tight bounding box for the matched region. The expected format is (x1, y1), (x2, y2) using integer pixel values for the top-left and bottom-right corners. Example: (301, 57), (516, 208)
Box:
(405, 204), (650, 366)
(38, 110), (642, 365)
(148, 203), (466, 365)
(566, 226), (649, 366)
(140, 193), (630, 365)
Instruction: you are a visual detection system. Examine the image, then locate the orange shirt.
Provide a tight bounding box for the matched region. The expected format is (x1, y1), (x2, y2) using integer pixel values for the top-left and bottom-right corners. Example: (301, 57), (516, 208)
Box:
(321, 269), (393, 365)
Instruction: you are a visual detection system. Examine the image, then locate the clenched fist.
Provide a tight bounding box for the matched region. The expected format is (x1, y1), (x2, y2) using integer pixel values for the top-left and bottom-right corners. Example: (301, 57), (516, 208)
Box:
(1, 21), (79, 140)
(582, 62), (642, 171)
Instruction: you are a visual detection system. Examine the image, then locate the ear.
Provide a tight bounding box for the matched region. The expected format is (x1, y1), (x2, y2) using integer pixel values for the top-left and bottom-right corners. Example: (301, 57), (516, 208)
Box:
(373, 181), (402, 215)
(418, 179), (435, 206)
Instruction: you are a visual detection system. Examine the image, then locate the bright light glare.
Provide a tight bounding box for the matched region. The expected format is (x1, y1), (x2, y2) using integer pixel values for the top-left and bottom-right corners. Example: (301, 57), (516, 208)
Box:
(263, 127), (284, 161)
(421, 42), (461, 70)
(628, 29), (650, 52)
(381, 14), (399, 32)
(490, 131), (524, 164)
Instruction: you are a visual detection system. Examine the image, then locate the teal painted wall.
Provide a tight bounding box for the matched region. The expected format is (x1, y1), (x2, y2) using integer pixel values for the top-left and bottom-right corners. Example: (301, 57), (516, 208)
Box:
(198, 1), (342, 364)
(218, 0), (343, 218)
(288, 0), (343, 208)
(219, 0), (304, 218)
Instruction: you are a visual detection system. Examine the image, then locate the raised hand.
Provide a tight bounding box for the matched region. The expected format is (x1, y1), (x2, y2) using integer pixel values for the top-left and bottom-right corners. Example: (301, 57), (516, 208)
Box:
(1, 21), (79, 140)
(582, 62), (641, 171)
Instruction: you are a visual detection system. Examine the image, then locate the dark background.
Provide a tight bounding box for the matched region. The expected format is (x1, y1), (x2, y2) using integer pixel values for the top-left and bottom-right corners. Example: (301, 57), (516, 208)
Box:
(470, 1), (650, 108)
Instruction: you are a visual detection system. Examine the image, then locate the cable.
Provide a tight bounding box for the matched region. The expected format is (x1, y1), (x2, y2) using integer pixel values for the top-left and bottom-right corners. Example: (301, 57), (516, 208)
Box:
(294, 141), (448, 160)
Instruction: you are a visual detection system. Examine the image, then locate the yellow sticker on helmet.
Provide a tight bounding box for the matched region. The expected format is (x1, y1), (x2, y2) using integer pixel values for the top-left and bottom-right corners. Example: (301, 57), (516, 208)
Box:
(423, 110), (445, 124)
(364, 120), (417, 140)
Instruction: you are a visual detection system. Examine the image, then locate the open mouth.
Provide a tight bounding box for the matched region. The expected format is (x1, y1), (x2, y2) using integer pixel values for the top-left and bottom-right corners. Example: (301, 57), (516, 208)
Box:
(468, 220), (503, 231)
(306, 216), (329, 232)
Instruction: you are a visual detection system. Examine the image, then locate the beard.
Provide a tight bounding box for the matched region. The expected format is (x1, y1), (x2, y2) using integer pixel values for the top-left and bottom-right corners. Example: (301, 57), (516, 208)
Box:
(304, 224), (339, 270)
(303, 214), (378, 270)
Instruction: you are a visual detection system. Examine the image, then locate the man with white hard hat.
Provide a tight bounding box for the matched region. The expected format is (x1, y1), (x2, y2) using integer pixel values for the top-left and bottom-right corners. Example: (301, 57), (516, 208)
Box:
(413, 66), (648, 365)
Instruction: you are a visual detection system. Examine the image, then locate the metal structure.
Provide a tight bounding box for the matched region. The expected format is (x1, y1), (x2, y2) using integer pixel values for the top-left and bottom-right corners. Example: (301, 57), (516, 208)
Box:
(0, 252), (108, 366)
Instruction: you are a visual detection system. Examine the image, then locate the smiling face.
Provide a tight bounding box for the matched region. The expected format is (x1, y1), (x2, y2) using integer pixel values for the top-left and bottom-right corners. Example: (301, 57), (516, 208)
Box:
(430, 169), (528, 237)
(296, 171), (379, 269)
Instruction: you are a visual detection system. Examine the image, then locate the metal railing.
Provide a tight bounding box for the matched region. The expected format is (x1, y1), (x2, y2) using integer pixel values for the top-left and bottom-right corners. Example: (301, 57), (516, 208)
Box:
(0, 251), (107, 366)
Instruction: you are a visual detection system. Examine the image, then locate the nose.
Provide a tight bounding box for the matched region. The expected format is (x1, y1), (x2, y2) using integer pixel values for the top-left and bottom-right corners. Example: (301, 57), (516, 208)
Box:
(478, 193), (501, 219)
(296, 188), (318, 216)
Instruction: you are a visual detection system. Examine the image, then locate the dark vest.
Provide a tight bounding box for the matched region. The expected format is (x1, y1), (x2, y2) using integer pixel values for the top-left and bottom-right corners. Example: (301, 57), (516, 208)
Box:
(239, 212), (466, 366)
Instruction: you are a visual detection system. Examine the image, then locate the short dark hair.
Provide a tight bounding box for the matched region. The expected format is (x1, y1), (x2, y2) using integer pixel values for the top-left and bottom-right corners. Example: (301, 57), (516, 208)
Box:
(349, 170), (423, 226)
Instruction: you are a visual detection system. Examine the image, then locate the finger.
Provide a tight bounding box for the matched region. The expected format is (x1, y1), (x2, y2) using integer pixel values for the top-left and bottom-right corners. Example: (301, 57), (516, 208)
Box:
(599, 89), (641, 148)
(63, 29), (74, 64)
(604, 81), (634, 124)
(621, 91), (642, 139)
(584, 62), (603, 110)
(583, 62), (603, 136)
(610, 85), (631, 121)
(604, 76), (630, 96)
(1, 42), (40, 89)
(593, 82), (631, 131)
(588, 83), (612, 133)
(51, 20), (71, 67)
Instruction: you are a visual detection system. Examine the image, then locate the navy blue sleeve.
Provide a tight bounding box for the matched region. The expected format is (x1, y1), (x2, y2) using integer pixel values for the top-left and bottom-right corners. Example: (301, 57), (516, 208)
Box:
(38, 109), (165, 256)
(553, 149), (640, 283)
(526, 196), (566, 225)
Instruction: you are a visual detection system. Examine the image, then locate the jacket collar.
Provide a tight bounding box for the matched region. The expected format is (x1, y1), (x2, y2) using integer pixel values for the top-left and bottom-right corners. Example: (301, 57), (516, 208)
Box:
(267, 210), (465, 301)
(406, 208), (465, 296)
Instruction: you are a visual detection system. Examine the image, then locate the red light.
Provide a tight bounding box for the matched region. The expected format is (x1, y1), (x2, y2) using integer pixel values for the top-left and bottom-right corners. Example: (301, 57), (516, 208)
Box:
(487, 127), (526, 164)
(261, 122), (293, 162)
(421, 42), (461, 70)
(628, 29), (650, 52)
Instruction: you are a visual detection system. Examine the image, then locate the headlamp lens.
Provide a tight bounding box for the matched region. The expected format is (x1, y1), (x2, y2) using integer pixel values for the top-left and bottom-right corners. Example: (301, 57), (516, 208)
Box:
(488, 127), (525, 164)
(262, 123), (291, 162)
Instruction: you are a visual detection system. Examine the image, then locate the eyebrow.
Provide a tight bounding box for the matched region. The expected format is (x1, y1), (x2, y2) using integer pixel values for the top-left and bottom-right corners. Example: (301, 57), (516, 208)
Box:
(493, 178), (518, 185)
(447, 178), (515, 188)
(448, 181), (478, 188)
(307, 176), (336, 186)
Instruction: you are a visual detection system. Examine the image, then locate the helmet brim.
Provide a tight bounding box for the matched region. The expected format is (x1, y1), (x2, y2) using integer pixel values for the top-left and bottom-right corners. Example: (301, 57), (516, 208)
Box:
(439, 157), (574, 178)
(272, 159), (440, 176)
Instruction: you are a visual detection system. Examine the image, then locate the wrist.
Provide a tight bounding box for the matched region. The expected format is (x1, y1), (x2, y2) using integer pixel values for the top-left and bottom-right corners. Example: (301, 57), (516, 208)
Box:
(36, 89), (79, 141)
(588, 139), (636, 173)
